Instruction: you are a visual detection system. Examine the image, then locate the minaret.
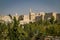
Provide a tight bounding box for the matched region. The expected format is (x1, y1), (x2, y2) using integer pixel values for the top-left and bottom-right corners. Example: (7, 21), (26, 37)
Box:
(30, 8), (32, 13)
(29, 8), (32, 20)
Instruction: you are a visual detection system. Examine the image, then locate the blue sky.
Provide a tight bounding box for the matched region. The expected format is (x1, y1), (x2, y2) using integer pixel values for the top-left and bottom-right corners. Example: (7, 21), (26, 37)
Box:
(0, 0), (60, 15)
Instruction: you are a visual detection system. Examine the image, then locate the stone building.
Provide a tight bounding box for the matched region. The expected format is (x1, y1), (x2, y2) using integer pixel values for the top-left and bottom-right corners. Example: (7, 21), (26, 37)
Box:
(0, 9), (60, 25)
(40, 12), (45, 20)
(35, 12), (45, 21)
(44, 12), (56, 21)
(0, 16), (12, 23)
(20, 15), (30, 24)
(56, 13), (60, 21)
(12, 13), (19, 20)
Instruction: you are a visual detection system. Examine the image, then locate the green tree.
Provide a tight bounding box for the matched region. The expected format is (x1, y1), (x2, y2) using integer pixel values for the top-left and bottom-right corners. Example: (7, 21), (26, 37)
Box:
(50, 16), (55, 24)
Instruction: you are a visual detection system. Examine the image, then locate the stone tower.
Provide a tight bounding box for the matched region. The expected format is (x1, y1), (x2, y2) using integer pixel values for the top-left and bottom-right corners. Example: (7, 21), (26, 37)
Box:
(29, 8), (36, 22)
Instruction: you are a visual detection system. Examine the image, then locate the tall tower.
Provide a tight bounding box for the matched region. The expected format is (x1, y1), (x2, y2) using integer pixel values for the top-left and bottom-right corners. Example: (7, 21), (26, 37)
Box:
(29, 8), (32, 20)
(30, 8), (32, 13)
(29, 8), (36, 22)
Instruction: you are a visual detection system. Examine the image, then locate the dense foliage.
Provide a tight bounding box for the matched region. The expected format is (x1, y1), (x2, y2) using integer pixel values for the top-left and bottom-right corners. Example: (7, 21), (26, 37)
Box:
(0, 15), (60, 40)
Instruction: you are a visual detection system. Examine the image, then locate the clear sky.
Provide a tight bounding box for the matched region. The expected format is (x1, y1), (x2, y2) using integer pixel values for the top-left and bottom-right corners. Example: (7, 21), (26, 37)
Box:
(0, 0), (60, 15)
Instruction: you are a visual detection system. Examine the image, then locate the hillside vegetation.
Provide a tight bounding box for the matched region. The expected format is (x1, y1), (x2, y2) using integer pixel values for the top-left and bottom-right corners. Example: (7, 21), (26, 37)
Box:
(0, 15), (60, 40)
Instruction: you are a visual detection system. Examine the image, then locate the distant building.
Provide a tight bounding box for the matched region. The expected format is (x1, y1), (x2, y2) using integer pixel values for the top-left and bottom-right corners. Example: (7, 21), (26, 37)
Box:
(44, 12), (56, 21)
(0, 16), (12, 23)
(56, 13), (60, 21)
(52, 12), (56, 21)
(0, 9), (60, 25)
(13, 13), (19, 20)
(35, 12), (45, 21)
(20, 15), (30, 24)
(40, 12), (45, 20)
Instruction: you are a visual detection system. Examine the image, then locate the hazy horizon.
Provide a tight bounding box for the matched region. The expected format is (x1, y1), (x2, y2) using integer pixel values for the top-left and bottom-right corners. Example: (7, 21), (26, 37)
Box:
(0, 0), (60, 15)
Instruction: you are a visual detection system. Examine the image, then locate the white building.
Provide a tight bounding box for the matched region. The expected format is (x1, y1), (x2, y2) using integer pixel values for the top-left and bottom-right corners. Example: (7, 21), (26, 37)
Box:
(20, 15), (30, 24)
(0, 16), (12, 23)
(0, 9), (57, 25)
